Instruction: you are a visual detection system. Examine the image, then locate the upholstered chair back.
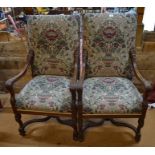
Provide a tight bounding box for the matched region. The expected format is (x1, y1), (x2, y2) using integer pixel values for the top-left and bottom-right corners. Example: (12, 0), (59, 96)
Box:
(27, 15), (80, 76)
(83, 12), (137, 78)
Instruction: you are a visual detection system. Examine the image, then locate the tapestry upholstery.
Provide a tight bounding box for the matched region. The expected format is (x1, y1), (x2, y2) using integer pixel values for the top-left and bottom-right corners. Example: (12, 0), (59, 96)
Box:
(83, 12), (137, 78)
(82, 77), (143, 114)
(27, 15), (80, 76)
(15, 75), (72, 112)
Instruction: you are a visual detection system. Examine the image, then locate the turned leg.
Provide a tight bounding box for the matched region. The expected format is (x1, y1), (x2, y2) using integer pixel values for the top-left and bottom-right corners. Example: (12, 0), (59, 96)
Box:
(135, 117), (144, 142)
(78, 116), (84, 142)
(0, 100), (3, 111)
(135, 115), (146, 142)
(72, 110), (78, 141)
(135, 103), (148, 142)
(70, 90), (78, 141)
(15, 113), (25, 136)
(78, 89), (84, 142)
(72, 112), (78, 141)
(73, 122), (78, 141)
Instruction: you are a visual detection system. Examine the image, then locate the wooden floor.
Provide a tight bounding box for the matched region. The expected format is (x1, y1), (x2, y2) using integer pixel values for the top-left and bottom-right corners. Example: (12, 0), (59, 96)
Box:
(0, 94), (155, 147)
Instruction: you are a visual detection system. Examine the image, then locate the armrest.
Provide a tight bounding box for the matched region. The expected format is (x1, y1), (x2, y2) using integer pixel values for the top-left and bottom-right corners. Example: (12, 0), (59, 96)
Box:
(77, 37), (86, 91)
(130, 51), (153, 91)
(133, 63), (152, 90)
(77, 62), (86, 91)
(69, 48), (79, 91)
(5, 64), (29, 90)
(70, 63), (78, 91)
(77, 61), (85, 109)
(5, 50), (34, 91)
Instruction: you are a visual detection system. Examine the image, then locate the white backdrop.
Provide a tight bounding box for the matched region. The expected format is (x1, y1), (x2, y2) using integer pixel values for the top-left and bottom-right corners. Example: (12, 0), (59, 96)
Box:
(143, 6), (155, 31)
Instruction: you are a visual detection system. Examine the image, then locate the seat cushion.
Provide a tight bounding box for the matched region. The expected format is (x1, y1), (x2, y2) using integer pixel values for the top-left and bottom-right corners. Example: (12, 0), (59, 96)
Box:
(15, 75), (72, 112)
(83, 77), (143, 114)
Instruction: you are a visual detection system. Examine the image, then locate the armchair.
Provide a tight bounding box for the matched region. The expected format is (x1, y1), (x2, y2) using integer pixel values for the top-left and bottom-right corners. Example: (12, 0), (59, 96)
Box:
(77, 12), (153, 142)
(5, 15), (80, 140)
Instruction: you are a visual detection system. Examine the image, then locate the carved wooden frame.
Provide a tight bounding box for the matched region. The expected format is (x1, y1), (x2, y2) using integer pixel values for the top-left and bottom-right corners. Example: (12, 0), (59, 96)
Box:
(5, 18), (79, 140)
(77, 8), (153, 142)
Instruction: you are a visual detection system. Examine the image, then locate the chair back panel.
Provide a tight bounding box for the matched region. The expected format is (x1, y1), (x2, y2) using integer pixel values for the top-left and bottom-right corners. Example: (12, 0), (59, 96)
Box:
(84, 12), (137, 78)
(27, 15), (80, 76)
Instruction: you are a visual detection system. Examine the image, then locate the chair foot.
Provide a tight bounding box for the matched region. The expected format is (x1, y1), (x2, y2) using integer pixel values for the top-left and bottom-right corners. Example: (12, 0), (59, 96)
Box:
(78, 131), (84, 142)
(0, 100), (3, 111)
(15, 113), (25, 136)
(135, 132), (141, 142)
(135, 116), (144, 142)
(19, 127), (26, 136)
(73, 130), (78, 141)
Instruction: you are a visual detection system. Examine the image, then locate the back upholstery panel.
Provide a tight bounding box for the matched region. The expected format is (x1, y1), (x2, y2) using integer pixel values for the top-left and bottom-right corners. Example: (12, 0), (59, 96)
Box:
(83, 12), (137, 78)
(27, 15), (80, 76)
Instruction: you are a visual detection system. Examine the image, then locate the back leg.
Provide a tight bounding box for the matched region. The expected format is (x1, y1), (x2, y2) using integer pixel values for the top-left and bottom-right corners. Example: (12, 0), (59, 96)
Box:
(15, 113), (25, 136)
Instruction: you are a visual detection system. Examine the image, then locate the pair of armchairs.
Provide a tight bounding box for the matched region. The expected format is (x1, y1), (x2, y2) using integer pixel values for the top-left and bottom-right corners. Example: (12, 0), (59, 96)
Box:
(6, 12), (152, 142)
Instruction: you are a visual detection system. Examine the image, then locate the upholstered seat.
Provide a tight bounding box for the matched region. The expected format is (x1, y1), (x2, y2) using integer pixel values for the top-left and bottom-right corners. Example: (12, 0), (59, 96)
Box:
(82, 77), (143, 114)
(16, 75), (72, 112)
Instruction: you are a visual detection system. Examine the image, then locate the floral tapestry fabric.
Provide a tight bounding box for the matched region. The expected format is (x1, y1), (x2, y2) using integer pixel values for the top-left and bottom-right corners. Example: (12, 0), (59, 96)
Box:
(83, 12), (137, 78)
(15, 75), (72, 112)
(82, 77), (143, 114)
(27, 15), (80, 76)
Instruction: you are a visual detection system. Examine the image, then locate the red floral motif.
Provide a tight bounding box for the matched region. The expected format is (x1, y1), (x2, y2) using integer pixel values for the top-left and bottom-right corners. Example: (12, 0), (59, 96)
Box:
(102, 26), (116, 39)
(104, 60), (113, 67)
(45, 29), (59, 41)
(46, 77), (58, 82)
(38, 95), (51, 102)
(103, 96), (119, 106)
(101, 78), (115, 84)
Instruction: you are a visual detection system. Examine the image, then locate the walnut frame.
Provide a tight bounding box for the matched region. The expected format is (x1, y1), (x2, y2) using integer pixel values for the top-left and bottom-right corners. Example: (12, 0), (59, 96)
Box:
(77, 8), (153, 142)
